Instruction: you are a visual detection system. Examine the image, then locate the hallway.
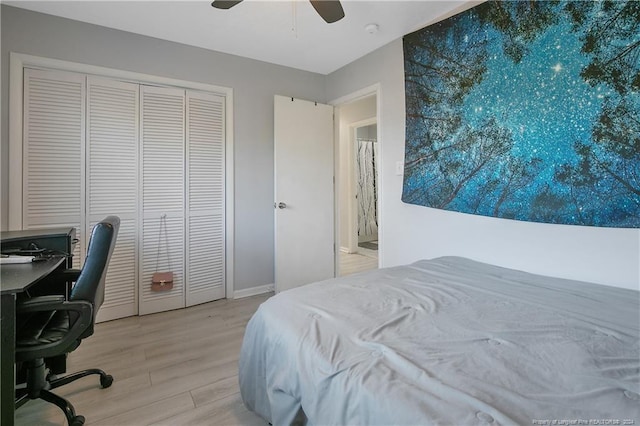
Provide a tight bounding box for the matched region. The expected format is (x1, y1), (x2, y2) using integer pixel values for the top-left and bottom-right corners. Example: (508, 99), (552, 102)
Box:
(339, 250), (377, 276)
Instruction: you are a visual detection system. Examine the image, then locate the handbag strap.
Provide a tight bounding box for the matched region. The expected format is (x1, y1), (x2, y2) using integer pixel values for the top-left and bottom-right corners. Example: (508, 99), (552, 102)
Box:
(154, 214), (172, 272)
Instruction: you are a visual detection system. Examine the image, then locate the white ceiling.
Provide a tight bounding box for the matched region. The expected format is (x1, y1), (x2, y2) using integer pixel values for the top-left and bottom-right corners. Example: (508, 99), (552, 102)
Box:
(5, 0), (469, 74)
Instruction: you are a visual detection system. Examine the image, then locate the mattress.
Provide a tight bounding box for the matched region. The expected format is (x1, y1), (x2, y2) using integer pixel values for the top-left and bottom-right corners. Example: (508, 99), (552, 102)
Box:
(239, 257), (640, 425)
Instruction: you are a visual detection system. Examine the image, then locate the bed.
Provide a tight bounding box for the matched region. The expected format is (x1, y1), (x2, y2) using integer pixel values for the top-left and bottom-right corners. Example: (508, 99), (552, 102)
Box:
(239, 257), (640, 425)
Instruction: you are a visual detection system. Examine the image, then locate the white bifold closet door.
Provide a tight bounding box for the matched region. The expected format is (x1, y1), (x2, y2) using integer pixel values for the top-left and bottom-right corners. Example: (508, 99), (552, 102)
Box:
(139, 86), (226, 315)
(22, 68), (226, 320)
(23, 69), (85, 262)
(24, 70), (139, 321)
(185, 91), (226, 306)
(140, 85), (186, 315)
(87, 77), (139, 322)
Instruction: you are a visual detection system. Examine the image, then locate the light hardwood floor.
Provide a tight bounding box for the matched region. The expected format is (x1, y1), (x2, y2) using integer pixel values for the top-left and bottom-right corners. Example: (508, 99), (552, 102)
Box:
(338, 250), (378, 277)
(15, 294), (272, 426)
(16, 254), (377, 425)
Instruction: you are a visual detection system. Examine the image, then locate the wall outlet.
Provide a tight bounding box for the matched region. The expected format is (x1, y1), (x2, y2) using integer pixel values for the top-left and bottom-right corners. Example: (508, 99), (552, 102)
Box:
(396, 161), (404, 176)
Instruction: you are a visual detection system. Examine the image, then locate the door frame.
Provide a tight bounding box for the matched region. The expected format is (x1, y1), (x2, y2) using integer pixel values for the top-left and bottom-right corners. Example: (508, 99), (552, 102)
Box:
(330, 83), (382, 274)
(8, 52), (236, 299)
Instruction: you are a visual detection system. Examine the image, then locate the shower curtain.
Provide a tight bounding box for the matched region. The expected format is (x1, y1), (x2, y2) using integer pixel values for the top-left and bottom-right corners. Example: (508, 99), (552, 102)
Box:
(356, 138), (378, 242)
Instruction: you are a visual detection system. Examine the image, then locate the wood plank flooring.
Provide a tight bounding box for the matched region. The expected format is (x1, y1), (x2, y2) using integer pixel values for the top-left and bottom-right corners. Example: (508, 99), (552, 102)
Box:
(15, 253), (377, 425)
(339, 250), (378, 277)
(15, 294), (272, 426)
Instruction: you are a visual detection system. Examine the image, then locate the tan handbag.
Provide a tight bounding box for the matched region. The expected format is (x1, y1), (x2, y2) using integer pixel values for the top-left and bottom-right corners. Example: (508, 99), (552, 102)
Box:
(152, 271), (174, 291)
(152, 214), (174, 291)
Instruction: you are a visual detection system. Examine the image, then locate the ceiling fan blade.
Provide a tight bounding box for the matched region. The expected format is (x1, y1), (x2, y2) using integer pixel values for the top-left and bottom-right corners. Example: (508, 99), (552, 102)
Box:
(309, 0), (345, 23)
(211, 0), (243, 10)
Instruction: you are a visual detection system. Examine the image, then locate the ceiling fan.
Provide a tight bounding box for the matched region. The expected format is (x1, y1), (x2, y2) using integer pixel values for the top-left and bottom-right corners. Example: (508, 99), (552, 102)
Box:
(211, 0), (345, 24)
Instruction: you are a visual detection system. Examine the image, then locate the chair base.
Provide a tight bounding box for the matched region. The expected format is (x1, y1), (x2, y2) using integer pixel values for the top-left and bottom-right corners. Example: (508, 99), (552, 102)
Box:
(49, 368), (114, 390)
(16, 388), (85, 426)
(15, 362), (113, 426)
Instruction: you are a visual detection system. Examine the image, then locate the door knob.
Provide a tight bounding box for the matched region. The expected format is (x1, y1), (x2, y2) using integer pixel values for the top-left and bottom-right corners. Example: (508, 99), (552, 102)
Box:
(277, 202), (287, 209)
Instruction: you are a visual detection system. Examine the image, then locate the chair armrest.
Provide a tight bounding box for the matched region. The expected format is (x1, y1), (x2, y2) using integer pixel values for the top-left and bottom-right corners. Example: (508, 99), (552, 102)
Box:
(17, 295), (92, 318)
(17, 295), (66, 310)
(16, 297), (94, 360)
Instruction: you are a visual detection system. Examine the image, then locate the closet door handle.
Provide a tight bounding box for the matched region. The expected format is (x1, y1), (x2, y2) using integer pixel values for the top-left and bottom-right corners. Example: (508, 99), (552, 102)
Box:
(276, 202), (287, 209)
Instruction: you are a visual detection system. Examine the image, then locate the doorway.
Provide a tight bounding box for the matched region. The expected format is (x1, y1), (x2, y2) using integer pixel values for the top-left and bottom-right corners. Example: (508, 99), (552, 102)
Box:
(355, 123), (378, 254)
(334, 91), (379, 277)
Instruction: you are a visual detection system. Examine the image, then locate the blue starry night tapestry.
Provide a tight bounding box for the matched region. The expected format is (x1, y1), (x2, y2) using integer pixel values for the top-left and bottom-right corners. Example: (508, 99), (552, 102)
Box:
(402, 0), (640, 228)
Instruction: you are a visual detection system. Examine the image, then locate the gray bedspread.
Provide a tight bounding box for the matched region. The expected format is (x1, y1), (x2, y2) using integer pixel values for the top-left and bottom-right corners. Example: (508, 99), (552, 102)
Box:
(239, 257), (640, 425)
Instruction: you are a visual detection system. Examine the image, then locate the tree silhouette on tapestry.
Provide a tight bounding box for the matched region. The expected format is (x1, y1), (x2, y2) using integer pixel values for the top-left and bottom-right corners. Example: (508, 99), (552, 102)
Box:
(402, 0), (640, 227)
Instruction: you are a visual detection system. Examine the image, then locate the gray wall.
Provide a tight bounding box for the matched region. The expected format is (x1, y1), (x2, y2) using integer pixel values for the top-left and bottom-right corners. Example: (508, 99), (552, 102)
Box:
(5, 4), (637, 293)
(1, 5), (327, 291)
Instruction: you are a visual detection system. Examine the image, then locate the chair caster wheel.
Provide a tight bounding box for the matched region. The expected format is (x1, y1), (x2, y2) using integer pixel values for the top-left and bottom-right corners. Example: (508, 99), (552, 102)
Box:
(100, 374), (113, 388)
(71, 415), (85, 426)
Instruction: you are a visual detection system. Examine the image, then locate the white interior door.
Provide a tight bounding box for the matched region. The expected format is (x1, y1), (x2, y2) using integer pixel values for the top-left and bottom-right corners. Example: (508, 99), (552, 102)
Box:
(274, 95), (335, 293)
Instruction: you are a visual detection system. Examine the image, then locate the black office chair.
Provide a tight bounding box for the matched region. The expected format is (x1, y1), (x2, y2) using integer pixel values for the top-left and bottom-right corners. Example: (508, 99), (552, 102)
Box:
(14, 216), (120, 426)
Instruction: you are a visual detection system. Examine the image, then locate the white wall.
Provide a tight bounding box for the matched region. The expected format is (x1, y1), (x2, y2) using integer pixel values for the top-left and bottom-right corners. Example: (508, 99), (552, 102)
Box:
(0, 5), (327, 292)
(327, 39), (640, 291)
(357, 124), (377, 140)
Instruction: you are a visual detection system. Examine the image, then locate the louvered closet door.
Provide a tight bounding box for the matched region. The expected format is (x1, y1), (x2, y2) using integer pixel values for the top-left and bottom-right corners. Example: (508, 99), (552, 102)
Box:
(140, 85), (185, 315)
(23, 68), (85, 262)
(186, 91), (226, 306)
(87, 77), (139, 322)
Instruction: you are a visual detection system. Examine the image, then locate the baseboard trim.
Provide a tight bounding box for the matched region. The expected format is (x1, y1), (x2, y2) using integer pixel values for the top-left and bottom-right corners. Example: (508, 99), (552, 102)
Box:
(233, 283), (274, 299)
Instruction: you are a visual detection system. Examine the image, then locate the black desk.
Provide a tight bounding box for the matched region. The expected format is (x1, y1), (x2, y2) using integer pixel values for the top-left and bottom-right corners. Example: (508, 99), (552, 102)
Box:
(1, 227), (75, 426)
(2, 227), (76, 270)
(1, 257), (65, 426)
